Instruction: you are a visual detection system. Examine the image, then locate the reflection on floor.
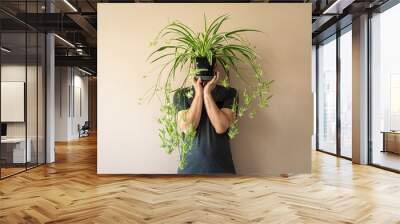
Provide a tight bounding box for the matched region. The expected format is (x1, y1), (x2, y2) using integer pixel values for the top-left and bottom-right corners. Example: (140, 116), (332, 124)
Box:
(0, 167), (25, 178)
(341, 147), (352, 158)
(0, 135), (400, 223)
(373, 150), (400, 171)
(0, 162), (42, 178)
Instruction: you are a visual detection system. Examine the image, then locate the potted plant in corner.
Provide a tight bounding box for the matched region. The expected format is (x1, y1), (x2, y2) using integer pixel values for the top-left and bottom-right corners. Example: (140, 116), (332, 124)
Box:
(144, 15), (273, 169)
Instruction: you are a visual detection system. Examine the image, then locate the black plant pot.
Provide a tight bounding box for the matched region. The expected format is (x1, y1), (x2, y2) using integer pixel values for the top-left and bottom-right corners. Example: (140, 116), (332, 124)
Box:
(195, 57), (215, 81)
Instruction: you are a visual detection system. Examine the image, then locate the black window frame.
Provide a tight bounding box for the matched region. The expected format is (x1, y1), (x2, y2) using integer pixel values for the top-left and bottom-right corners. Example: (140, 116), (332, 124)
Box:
(315, 24), (353, 161)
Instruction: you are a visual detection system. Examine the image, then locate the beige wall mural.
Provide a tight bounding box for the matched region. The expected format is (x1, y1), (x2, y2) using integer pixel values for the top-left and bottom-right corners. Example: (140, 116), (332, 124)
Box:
(97, 3), (312, 175)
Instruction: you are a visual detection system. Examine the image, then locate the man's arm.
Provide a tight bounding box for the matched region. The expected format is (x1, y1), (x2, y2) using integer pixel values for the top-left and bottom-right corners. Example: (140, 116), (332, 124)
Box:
(177, 78), (203, 133)
(203, 73), (235, 134)
(204, 94), (235, 134)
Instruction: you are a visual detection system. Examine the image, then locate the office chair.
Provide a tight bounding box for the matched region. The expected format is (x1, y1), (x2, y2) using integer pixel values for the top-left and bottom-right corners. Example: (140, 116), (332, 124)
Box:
(79, 121), (90, 138)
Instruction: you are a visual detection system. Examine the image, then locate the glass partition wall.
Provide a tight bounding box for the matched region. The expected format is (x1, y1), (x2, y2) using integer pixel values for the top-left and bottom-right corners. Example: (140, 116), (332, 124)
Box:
(0, 31), (27, 177)
(317, 35), (337, 155)
(370, 3), (400, 171)
(0, 3), (46, 179)
(316, 26), (353, 159)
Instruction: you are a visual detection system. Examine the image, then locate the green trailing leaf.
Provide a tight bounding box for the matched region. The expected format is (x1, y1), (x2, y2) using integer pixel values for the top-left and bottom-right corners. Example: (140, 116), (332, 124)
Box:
(146, 14), (273, 168)
(221, 76), (230, 88)
(249, 111), (256, 119)
(186, 89), (194, 99)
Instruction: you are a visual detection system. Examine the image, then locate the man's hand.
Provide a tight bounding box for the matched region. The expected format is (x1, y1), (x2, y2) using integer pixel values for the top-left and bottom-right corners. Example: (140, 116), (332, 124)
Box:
(193, 77), (203, 97)
(204, 71), (219, 96)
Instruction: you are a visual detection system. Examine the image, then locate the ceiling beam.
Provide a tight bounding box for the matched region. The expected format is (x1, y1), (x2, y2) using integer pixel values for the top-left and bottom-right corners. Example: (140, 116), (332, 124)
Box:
(322, 0), (356, 14)
(55, 55), (96, 71)
(67, 13), (97, 45)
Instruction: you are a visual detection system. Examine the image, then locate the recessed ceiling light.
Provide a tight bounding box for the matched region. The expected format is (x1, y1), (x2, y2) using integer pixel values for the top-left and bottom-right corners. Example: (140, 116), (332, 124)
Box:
(1, 47), (11, 53)
(322, 0), (354, 15)
(78, 67), (93, 76)
(54, 34), (75, 48)
(63, 0), (78, 12)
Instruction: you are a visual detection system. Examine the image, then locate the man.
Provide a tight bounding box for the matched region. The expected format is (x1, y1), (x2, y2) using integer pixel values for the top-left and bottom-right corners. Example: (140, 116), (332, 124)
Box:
(174, 71), (238, 174)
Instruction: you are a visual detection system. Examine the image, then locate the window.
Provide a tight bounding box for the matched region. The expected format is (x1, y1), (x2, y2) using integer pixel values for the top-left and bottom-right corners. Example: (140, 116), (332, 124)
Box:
(390, 74), (400, 130)
(317, 36), (337, 154)
(339, 28), (352, 158)
(371, 3), (400, 171)
(316, 26), (353, 159)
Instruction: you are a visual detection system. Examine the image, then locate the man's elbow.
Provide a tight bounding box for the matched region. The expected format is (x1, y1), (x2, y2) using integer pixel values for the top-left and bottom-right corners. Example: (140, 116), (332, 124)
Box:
(215, 125), (229, 134)
(178, 121), (196, 134)
(178, 123), (189, 133)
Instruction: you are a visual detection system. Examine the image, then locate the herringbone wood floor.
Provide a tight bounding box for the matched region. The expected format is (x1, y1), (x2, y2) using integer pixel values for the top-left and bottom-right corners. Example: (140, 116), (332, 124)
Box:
(1, 135), (400, 224)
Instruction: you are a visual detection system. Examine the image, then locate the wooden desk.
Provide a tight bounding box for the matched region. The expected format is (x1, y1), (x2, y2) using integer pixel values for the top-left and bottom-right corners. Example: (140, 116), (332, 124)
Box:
(382, 131), (400, 154)
(1, 138), (32, 164)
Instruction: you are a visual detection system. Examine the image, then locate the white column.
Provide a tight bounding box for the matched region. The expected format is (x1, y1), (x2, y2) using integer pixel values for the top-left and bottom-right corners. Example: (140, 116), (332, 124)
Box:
(46, 32), (55, 163)
(312, 45), (317, 151)
(352, 14), (369, 164)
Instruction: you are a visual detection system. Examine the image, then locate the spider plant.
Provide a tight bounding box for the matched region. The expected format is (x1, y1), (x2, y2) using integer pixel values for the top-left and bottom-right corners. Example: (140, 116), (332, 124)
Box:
(146, 15), (273, 169)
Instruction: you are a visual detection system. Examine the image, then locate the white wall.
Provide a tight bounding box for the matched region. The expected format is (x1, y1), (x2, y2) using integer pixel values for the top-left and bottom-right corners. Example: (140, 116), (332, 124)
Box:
(1, 82), (25, 122)
(55, 67), (69, 141)
(1, 66), (26, 128)
(98, 3), (313, 175)
(72, 73), (89, 138)
(55, 67), (89, 141)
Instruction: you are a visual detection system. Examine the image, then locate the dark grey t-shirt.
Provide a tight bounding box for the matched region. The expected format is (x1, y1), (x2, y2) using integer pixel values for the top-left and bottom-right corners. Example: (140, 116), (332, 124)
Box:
(174, 85), (238, 174)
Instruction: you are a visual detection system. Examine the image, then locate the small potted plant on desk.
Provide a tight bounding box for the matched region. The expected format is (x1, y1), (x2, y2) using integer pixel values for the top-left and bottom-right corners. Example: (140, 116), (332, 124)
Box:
(144, 15), (273, 169)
